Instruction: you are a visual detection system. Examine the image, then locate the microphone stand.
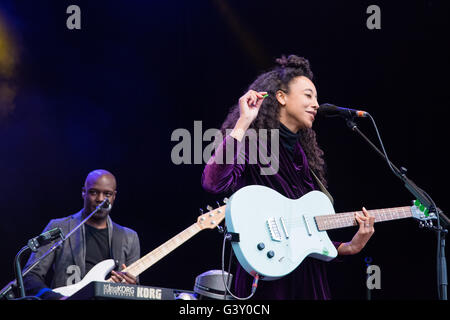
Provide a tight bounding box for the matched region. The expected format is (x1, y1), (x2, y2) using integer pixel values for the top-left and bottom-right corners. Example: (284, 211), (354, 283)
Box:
(13, 228), (65, 299)
(345, 116), (448, 300)
(0, 198), (111, 300)
(14, 246), (32, 299)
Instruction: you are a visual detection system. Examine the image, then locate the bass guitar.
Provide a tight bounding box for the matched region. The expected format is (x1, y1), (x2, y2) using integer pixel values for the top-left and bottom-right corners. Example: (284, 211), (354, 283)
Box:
(53, 205), (225, 297)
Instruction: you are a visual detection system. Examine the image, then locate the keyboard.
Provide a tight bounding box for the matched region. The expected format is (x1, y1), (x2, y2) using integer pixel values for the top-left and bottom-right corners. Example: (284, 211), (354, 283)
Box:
(67, 281), (193, 300)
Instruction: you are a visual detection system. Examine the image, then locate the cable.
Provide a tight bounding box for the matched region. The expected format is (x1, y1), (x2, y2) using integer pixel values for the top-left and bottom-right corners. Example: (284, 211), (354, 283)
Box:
(223, 241), (234, 300)
(417, 186), (446, 300)
(221, 232), (259, 300)
(366, 113), (398, 178)
(366, 113), (446, 300)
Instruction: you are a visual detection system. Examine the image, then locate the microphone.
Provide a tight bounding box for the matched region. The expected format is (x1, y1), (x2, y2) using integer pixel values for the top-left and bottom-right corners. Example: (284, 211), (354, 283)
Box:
(318, 103), (369, 118)
(2, 197), (113, 299)
(27, 228), (64, 252)
(100, 198), (112, 211)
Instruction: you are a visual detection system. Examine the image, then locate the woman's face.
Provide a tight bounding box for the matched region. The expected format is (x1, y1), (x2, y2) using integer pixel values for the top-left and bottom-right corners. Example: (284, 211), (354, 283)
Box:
(277, 76), (319, 132)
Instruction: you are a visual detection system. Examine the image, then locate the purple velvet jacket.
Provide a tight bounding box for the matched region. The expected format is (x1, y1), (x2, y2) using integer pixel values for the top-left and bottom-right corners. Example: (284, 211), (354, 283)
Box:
(201, 130), (342, 300)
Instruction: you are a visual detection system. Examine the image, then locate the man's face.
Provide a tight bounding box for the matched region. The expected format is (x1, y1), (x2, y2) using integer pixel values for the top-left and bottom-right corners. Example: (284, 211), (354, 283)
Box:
(82, 174), (117, 219)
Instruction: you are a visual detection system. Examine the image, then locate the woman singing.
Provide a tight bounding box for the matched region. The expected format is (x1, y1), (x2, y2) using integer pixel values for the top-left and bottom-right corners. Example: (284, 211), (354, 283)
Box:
(202, 55), (375, 299)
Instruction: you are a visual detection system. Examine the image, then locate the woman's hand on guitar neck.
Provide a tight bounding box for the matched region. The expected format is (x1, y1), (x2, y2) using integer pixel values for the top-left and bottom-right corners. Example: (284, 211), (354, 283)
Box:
(338, 207), (375, 255)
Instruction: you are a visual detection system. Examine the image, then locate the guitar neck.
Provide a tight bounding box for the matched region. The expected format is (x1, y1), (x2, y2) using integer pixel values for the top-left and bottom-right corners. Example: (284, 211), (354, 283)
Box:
(315, 206), (412, 231)
(123, 223), (202, 277)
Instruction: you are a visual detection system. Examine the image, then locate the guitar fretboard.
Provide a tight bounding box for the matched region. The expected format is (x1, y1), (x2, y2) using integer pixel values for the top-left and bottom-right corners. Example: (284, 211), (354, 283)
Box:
(123, 223), (202, 277)
(314, 206), (412, 231)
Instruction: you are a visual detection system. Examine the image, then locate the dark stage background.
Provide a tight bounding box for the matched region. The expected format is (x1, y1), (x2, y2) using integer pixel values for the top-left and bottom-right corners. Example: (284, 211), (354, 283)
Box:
(0, 0), (448, 300)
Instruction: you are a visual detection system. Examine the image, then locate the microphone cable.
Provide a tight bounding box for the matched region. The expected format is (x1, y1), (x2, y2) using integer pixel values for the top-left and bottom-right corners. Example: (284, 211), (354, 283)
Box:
(366, 113), (445, 300)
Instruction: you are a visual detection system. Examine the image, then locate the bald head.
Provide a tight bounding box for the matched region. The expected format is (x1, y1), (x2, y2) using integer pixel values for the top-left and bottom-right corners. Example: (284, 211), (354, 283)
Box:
(82, 169), (117, 221)
(84, 169), (117, 190)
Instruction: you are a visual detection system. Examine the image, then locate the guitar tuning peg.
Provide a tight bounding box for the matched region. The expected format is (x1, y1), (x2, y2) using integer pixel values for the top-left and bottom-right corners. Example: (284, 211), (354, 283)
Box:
(216, 201), (221, 207)
(206, 205), (213, 211)
(199, 208), (204, 215)
(223, 197), (229, 204)
(217, 225), (224, 233)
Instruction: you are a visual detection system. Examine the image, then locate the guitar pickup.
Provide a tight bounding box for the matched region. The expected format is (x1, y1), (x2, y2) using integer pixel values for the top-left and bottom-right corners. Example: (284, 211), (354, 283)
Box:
(302, 215), (312, 236)
(280, 217), (289, 239)
(266, 217), (282, 242)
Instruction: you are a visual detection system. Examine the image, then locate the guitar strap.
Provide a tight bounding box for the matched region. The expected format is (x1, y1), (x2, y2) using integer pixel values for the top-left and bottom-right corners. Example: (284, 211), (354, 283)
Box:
(309, 169), (334, 205)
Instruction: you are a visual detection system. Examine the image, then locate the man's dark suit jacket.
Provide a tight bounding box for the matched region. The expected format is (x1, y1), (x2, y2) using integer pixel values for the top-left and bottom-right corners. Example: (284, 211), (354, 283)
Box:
(23, 210), (140, 299)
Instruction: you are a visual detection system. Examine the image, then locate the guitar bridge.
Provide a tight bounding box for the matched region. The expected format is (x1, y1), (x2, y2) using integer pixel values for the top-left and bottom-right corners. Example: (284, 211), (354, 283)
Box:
(266, 217), (282, 242)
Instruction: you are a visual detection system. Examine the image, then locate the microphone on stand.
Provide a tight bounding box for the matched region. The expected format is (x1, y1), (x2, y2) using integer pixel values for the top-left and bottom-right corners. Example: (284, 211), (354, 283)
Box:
(1, 197), (112, 300)
(101, 198), (112, 211)
(27, 228), (64, 252)
(319, 101), (448, 299)
(318, 103), (369, 118)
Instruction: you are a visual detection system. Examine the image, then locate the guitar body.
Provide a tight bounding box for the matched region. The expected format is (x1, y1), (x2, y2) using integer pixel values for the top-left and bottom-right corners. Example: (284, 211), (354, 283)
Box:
(53, 259), (116, 296)
(225, 185), (338, 280)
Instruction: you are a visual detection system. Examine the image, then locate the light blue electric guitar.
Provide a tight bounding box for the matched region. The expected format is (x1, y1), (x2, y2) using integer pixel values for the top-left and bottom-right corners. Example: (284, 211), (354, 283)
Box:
(225, 185), (436, 280)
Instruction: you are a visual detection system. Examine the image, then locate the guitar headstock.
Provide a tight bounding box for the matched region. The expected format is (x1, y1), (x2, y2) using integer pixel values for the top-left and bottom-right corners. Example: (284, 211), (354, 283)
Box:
(411, 199), (437, 222)
(197, 204), (226, 230)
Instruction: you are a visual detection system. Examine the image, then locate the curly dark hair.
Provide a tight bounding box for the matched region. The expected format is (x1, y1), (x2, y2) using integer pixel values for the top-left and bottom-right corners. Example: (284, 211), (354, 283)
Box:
(220, 54), (328, 187)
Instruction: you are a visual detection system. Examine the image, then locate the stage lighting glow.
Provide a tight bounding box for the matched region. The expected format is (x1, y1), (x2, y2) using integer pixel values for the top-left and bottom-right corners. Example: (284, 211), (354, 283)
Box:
(0, 13), (19, 118)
